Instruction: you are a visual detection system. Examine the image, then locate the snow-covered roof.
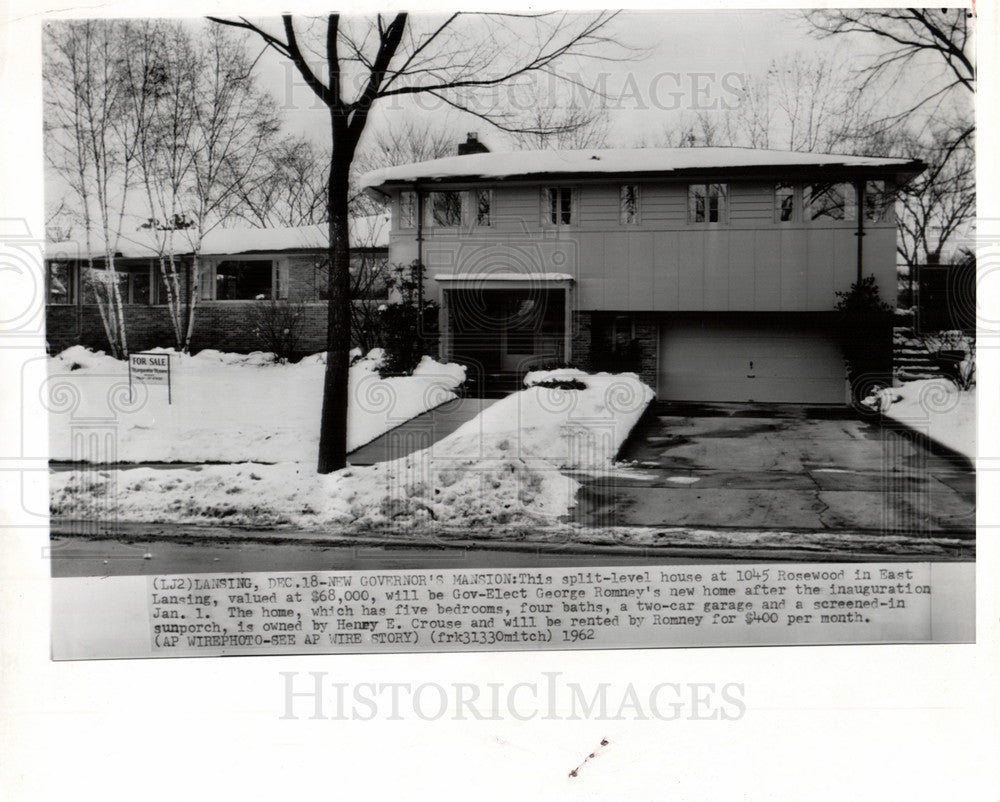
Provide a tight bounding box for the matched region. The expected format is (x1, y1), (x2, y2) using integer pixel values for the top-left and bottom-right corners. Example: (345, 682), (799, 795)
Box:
(434, 273), (574, 282)
(45, 215), (390, 261)
(361, 147), (924, 191)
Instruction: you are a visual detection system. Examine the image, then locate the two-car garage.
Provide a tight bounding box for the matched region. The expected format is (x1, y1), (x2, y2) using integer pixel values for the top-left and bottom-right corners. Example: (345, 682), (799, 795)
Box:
(656, 317), (849, 404)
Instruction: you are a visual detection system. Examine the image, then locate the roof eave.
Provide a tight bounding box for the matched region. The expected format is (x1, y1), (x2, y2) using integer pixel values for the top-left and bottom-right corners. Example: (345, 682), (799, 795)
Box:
(366, 159), (927, 192)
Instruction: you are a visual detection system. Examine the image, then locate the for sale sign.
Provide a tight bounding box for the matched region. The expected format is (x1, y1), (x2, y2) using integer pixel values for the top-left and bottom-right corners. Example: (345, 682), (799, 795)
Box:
(128, 352), (172, 403)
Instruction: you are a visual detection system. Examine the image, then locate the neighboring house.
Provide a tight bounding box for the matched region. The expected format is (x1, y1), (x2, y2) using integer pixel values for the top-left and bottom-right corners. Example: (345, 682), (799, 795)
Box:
(45, 216), (389, 354)
(362, 143), (924, 402)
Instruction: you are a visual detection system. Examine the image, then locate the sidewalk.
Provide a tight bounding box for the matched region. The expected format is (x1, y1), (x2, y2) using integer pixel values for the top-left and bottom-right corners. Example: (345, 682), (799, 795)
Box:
(347, 396), (498, 465)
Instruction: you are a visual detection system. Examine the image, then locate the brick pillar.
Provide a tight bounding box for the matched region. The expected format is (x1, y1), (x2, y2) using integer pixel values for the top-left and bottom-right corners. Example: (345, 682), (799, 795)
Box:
(571, 310), (593, 370)
(633, 317), (659, 390)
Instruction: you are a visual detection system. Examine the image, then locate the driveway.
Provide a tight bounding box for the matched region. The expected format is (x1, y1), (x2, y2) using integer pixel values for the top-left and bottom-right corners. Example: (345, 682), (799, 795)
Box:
(574, 402), (975, 537)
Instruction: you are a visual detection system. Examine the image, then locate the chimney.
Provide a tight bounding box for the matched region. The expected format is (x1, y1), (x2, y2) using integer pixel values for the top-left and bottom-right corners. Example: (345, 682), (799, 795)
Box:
(457, 132), (489, 156)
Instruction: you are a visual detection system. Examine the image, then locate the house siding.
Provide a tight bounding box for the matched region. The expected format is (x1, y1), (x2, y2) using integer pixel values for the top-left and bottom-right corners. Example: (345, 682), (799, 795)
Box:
(389, 179), (897, 313)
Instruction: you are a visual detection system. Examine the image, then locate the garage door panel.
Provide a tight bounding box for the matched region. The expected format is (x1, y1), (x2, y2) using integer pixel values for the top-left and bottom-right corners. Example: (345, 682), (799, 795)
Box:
(658, 323), (846, 403)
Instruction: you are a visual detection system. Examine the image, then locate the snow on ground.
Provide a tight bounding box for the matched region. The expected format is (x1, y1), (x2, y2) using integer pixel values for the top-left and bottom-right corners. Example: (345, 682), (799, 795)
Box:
(865, 378), (975, 461)
(48, 346), (465, 463)
(50, 370), (655, 528)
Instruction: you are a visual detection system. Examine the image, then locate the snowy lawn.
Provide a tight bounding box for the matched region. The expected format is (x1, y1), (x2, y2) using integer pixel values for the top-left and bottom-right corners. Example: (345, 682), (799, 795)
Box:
(50, 369), (655, 529)
(865, 378), (975, 461)
(48, 346), (465, 463)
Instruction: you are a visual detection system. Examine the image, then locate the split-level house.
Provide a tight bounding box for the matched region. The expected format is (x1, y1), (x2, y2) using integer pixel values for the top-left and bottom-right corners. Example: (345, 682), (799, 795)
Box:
(362, 141), (924, 403)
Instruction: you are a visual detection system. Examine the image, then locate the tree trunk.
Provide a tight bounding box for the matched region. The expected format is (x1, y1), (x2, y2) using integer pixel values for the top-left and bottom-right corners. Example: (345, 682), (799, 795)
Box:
(316, 117), (355, 474)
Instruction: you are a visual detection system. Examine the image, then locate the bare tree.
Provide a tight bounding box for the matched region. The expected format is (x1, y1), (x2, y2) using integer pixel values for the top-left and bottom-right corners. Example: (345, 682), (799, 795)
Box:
(176, 26), (281, 351)
(650, 53), (879, 153)
(230, 135), (330, 227)
(45, 21), (140, 357)
(123, 20), (198, 350)
(895, 125), (975, 270)
(509, 101), (611, 150)
(208, 12), (622, 473)
(805, 8), (974, 145)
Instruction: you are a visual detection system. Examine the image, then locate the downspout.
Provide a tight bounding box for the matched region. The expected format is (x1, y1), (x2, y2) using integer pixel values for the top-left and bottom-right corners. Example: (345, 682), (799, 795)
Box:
(415, 184), (424, 313)
(855, 179), (865, 285)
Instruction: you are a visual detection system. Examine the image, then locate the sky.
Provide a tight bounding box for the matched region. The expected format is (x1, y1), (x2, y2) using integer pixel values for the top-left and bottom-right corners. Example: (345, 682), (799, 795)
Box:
(237, 10), (963, 153)
(42, 10), (972, 226)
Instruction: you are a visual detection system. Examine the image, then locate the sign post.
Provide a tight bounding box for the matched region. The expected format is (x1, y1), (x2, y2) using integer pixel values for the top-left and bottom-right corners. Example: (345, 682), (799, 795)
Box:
(128, 352), (172, 404)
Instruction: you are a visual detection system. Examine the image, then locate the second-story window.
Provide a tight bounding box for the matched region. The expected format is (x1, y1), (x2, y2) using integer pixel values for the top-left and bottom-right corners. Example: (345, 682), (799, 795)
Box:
(864, 180), (890, 222)
(545, 187), (573, 225)
(806, 182), (857, 222)
(399, 191), (417, 229)
(775, 183), (796, 222)
(688, 183), (727, 223)
(620, 184), (639, 224)
(475, 189), (492, 226)
(429, 190), (463, 227)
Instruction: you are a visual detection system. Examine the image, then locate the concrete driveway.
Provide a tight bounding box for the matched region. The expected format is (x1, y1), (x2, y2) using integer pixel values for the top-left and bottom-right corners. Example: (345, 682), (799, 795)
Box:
(574, 402), (975, 537)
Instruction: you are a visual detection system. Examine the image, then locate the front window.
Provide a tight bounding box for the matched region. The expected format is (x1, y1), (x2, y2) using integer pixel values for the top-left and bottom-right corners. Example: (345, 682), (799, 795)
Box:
(775, 183), (795, 222)
(864, 180), (890, 222)
(129, 270), (151, 304)
(429, 191), (463, 227)
(806, 182), (857, 222)
(47, 261), (74, 304)
(545, 187), (573, 225)
(688, 183), (727, 223)
(475, 189), (492, 226)
(399, 191), (417, 229)
(620, 184), (639, 224)
(215, 260), (272, 300)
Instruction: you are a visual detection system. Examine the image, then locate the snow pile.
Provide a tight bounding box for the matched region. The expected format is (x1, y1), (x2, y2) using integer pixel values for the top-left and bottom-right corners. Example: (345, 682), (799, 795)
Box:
(47, 347), (465, 463)
(866, 379), (975, 460)
(51, 454), (578, 528)
(50, 370), (654, 529)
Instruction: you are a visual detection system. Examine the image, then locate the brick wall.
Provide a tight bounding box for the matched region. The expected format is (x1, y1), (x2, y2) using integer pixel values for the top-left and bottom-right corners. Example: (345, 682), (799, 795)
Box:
(46, 302), (332, 357)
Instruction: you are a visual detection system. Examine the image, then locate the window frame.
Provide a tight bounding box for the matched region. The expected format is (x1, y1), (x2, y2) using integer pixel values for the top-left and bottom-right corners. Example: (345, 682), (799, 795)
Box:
(863, 179), (891, 223)
(398, 190), (418, 230)
(209, 258), (277, 301)
(46, 260), (76, 305)
(619, 184), (640, 225)
(774, 183), (797, 224)
(687, 183), (728, 225)
(804, 181), (858, 224)
(426, 190), (465, 229)
(474, 188), (493, 227)
(542, 186), (575, 227)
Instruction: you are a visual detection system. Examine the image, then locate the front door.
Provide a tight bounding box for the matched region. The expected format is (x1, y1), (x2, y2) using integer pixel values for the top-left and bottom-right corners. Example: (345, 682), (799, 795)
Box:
(447, 288), (566, 389)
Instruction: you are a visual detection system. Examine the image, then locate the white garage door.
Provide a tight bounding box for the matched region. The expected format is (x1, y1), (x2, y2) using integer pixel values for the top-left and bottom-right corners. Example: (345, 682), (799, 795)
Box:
(658, 321), (847, 404)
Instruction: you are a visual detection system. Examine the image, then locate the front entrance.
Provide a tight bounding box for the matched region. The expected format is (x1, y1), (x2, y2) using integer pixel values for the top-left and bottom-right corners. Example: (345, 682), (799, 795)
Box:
(443, 287), (568, 394)
(658, 318), (847, 404)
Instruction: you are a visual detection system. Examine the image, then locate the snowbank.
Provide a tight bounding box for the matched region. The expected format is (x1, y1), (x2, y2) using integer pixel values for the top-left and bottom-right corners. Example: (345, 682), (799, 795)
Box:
(47, 347), (465, 463)
(867, 379), (975, 461)
(50, 370), (655, 528)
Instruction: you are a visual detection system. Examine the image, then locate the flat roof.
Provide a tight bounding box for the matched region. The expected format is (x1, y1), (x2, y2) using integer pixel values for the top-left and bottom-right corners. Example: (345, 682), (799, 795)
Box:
(361, 147), (924, 192)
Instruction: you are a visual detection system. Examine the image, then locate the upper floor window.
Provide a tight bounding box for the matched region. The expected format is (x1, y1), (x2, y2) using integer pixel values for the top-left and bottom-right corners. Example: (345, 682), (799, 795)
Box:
(399, 191), (417, 229)
(864, 180), (890, 222)
(428, 190), (463, 227)
(806, 182), (856, 222)
(475, 189), (492, 226)
(620, 184), (639, 225)
(688, 183), (727, 224)
(544, 187), (573, 226)
(775, 183), (796, 222)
